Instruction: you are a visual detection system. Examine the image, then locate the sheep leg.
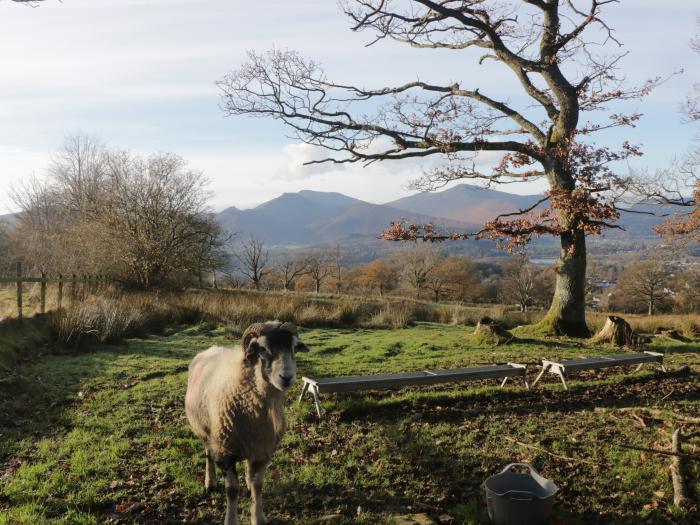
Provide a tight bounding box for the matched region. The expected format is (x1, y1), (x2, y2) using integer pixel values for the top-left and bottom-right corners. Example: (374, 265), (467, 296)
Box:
(205, 447), (217, 490)
(224, 464), (239, 525)
(246, 460), (267, 525)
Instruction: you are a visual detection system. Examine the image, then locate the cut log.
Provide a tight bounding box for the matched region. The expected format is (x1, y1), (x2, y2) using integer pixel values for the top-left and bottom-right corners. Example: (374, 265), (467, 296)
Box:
(670, 428), (692, 508)
(474, 316), (514, 345)
(590, 316), (649, 348)
(654, 329), (691, 343)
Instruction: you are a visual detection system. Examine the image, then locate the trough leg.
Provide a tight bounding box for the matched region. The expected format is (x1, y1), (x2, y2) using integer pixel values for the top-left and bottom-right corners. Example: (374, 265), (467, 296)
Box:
(298, 381), (310, 402)
(553, 367), (568, 390)
(311, 385), (323, 419)
(204, 446), (217, 490)
(224, 464), (239, 525)
(531, 364), (550, 387)
(659, 362), (667, 373)
(523, 376), (530, 390)
(246, 460), (268, 525)
(500, 376), (509, 388)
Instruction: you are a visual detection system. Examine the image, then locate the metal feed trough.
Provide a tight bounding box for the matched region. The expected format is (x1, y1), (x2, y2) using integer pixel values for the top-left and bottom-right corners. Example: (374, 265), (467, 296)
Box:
(299, 363), (528, 418)
(531, 351), (666, 390)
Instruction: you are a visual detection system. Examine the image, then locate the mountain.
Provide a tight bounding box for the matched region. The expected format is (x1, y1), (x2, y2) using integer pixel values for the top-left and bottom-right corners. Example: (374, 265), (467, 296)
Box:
(0, 213), (17, 227)
(387, 184), (543, 223)
(216, 190), (467, 246)
(311, 200), (468, 241)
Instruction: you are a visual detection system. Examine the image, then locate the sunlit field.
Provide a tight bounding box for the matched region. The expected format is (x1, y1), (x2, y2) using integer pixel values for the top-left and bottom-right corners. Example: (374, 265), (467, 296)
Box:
(1, 319), (698, 524)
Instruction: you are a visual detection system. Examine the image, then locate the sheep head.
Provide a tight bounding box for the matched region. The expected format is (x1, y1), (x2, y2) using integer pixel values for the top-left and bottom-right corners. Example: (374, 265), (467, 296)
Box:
(242, 321), (309, 391)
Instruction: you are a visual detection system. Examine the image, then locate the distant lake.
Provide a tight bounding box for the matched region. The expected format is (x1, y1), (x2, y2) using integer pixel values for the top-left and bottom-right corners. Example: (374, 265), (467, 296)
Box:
(530, 258), (556, 265)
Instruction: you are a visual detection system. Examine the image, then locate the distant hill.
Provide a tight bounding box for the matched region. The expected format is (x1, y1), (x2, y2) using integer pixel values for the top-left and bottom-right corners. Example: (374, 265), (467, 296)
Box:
(2, 187), (691, 248)
(387, 184), (543, 223)
(0, 213), (17, 227)
(216, 186), (695, 247)
(215, 190), (469, 246)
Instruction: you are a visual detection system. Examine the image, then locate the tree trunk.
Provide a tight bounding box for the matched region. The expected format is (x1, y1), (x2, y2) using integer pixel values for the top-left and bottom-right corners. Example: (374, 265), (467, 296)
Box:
(534, 229), (590, 336)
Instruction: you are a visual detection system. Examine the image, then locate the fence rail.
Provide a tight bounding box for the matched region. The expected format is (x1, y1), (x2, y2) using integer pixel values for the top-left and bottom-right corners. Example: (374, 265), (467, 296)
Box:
(0, 262), (108, 320)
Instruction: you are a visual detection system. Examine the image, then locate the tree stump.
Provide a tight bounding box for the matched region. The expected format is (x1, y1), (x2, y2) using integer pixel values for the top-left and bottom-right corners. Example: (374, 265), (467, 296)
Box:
(474, 316), (514, 345)
(590, 316), (649, 348)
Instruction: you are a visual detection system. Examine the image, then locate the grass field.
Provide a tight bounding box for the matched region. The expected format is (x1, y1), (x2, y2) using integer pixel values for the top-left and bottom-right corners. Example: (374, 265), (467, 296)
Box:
(0, 323), (699, 524)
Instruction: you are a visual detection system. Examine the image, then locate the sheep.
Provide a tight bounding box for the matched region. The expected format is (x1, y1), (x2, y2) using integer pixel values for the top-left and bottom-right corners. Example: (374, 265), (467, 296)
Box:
(185, 320), (309, 525)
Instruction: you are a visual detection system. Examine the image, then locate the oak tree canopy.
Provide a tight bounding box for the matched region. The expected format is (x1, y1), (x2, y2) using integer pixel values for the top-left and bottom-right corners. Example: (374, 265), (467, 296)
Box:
(220, 0), (661, 336)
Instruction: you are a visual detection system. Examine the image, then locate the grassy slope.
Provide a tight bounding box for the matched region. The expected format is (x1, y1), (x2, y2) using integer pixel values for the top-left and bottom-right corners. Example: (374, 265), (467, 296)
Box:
(0, 324), (698, 524)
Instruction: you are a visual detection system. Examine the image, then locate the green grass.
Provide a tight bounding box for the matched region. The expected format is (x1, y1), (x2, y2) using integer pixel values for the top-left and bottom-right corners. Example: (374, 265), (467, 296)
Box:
(1, 323), (699, 524)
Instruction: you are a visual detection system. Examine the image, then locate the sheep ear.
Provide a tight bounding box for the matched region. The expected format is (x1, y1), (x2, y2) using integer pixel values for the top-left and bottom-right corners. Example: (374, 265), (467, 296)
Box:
(245, 340), (261, 361)
(295, 341), (309, 353)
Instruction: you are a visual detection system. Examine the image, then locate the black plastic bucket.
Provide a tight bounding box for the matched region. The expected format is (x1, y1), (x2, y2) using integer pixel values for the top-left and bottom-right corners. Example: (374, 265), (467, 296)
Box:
(484, 463), (558, 525)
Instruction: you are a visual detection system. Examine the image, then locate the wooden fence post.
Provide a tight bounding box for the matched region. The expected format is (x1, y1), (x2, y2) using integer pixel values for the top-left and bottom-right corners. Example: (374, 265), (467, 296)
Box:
(57, 274), (64, 309)
(82, 274), (87, 299)
(16, 262), (22, 321)
(71, 273), (77, 304)
(40, 272), (47, 314)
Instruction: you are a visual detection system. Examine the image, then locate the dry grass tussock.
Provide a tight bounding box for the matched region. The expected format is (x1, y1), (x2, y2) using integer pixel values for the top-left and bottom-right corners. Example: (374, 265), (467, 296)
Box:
(587, 312), (700, 339)
(39, 289), (546, 346)
(5, 288), (698, 355)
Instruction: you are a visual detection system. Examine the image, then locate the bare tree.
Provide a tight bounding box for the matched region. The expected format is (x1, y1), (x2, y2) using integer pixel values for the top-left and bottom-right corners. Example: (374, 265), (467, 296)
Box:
(425, 271), (448, 303)
(236, 237), (269, 290)
(306, 250), (333, 294)
(620, 260), (673, 316)
(330, 245), (344, 294)
(501, 254), (535, 312)
(276, 255), (309, 292)
(11, 135), (226, 289)
(220, 1), (660, 336)
(674, 268), (700, 313)
(401, 245), (443, 299)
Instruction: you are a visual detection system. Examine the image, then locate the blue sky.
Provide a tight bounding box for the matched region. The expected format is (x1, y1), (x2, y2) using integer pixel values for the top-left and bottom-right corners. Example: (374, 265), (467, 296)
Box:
(1, 0), (698, 213)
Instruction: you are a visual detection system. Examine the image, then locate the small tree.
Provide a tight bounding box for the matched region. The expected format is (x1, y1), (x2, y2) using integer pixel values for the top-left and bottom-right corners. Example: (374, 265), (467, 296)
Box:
(236, 237), (269, 290)
(501, 255), (534, 312)
(277, 256), (310, 292)
(674, 268), (700, 313)
(401, 246), (443, 299)
(358, 260), (399, 297)
(619, 260), (673, 316)
(437, 255), (480, 303)
(330, 246), (344, 294)
(306, 251), (332, 294)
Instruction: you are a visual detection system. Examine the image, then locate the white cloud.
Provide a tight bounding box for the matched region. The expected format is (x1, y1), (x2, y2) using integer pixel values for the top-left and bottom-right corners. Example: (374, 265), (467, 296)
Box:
(0, 0), (697, 214)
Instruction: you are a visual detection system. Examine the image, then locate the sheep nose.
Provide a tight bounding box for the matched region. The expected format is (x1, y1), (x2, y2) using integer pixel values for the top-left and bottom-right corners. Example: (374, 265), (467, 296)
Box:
(279, 374), (294, 386)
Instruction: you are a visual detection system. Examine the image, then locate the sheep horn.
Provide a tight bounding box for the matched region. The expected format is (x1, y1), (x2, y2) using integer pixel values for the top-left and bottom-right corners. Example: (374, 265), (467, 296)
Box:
(278, 322), (298, 337)
(242, 323), (266, 349)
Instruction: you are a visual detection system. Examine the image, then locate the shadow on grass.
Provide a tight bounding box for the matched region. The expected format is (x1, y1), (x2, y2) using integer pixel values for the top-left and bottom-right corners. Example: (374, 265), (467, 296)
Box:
(0, 331), (201, 467)
(653, 342), (700, 354)
(513, 336), (587, 351)
(330, 368), (699, 426)
(273, 416), (699, 525)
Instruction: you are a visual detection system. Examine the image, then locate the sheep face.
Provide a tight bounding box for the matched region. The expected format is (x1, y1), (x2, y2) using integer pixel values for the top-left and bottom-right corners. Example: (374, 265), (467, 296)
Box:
(246, 331), (309, 392)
